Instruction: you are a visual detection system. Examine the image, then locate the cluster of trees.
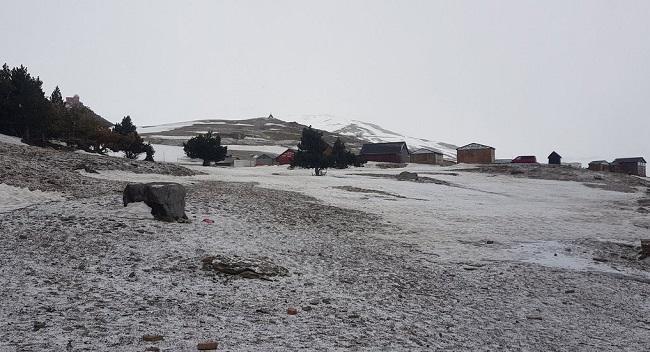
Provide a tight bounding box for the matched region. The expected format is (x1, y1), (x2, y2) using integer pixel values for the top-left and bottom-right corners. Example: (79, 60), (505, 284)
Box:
(0, 63), (152, 160)
(292, 126), (365, 175)
(1, 64), (54, 142)
(180, 127), (363, 174)
(111, 116), (154, 160)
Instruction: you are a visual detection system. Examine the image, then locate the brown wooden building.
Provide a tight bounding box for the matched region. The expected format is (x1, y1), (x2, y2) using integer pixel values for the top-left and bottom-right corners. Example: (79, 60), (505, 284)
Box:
(360, 142), (410, 163)
(588, 160), (610, 172)
(456, 143), (495, 164)
(410, 147), (444, 165)
(610, 157), (646, 177)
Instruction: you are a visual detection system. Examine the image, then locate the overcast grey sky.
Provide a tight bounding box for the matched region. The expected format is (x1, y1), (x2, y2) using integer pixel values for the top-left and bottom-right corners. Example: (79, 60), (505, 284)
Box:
(1, 0), (649, 162)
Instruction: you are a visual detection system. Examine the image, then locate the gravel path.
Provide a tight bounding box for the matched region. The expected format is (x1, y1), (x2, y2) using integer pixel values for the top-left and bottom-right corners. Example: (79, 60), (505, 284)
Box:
(1, 178), (649, 351)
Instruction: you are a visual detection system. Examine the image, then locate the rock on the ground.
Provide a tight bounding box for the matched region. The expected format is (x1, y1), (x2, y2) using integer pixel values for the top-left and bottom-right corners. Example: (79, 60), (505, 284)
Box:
(201, 255), (289, 279)
(197, 341), (218, 350)
(142, 334), (163, 342)
(123, 182), (188, 222)
(397, 171), (418, 181)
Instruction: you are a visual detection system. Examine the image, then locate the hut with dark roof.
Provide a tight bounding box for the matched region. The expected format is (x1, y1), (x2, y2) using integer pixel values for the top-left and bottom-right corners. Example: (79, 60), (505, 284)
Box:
(456, 143), (495, 164)
(548, 151), (562, 165)
(360, 142), (410, 163)
(254, 153), (278, 166)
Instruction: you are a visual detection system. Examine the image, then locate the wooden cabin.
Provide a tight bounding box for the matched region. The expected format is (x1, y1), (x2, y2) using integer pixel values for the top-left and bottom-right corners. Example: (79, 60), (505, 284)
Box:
(456, 143), (495, 164)
(588, 160), (610, 172)
(360, 142), (410, 163)
(548, 151), (561, 165)
(611, 157), (646, 177)
(410, 147), (444, 165)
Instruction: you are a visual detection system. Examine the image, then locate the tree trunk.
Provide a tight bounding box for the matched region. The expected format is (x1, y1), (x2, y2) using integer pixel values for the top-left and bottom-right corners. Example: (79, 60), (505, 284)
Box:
(202, 160), (210, 166)
(314, 167), (321, 176)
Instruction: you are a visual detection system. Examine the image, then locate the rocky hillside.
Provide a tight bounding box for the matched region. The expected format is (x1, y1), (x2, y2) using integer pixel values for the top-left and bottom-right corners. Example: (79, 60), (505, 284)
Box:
(0, 140), (197, 198)
(139, 115), (458, 159)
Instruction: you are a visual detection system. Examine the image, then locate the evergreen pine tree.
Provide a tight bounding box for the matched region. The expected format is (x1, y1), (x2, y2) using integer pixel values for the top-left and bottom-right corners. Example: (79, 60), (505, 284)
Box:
(1, 65), (50, 141)
(50, 86), (64, 107)
(0, 64), (13, 135)
(111, 115), (146, 159)
(292, 126), (331, 175)
(331, 137), (348, 169)
(47, 86), (65, 138)
(143, 142), (155, 161)
(183, 130), (227, 166)
(113, 115), (137, 135)
(329, 137), (364, 169)
(121, 133), (146, 159)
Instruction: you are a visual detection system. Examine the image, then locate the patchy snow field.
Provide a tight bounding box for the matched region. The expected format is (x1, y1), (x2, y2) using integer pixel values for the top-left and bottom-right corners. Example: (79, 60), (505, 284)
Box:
(2, 155), (650, 351)
(82, 163), (650, 278)
(139, 120), (225, 134)
(0, 184), (66, 213)
(108, 144), (289, 164)
(0, 133), (26, 146)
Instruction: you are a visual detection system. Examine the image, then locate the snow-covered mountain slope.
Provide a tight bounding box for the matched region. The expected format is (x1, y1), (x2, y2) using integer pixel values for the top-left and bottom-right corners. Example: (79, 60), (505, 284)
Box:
(139, 115), (458, 159)
(287, 115), (458, 159)
(139, 120), (229, 134)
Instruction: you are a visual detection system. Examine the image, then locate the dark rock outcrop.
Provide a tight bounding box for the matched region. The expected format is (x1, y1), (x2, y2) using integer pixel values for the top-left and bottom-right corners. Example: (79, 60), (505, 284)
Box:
(123, 182), (188, 222)
(201, 255), (289, 280)
(397, 171), (418, 181)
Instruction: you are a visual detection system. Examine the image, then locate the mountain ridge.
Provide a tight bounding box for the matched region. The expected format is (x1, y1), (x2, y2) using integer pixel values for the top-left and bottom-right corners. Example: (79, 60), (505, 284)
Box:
(140, 115), (457, 159)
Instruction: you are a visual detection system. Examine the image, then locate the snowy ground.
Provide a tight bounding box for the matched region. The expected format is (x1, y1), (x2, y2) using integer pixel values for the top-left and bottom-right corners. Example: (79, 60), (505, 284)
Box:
(2, 146), (650, 351)
(0, 133), (26, 146)
(0, 184), (66, 213)
(108, 144), (289, 164)
(80, 163), (650, 280)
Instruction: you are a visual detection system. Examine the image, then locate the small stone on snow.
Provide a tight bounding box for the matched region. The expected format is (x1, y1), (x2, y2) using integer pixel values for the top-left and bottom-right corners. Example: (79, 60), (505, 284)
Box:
(142, 334), (163, 342)
(197, 341), (218, 350)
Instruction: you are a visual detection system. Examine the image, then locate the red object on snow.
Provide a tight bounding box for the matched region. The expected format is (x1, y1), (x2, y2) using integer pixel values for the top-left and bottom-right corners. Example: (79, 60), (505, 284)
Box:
(511, 156), (537, 164)
(275, 149), (296, 165)
(202, 218), (215, 224)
